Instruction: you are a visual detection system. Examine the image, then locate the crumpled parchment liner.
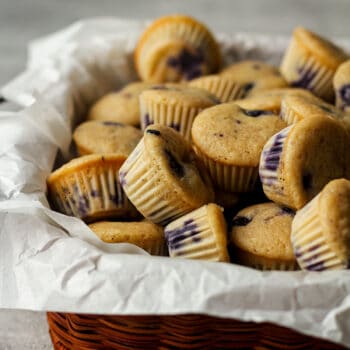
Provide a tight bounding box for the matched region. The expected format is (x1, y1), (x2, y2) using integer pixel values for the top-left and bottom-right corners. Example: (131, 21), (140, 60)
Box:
(1, 17), (350, 347)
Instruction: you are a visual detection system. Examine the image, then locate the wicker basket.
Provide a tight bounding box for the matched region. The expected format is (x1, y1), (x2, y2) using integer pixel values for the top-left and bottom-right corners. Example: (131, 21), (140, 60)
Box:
(47, 312), (346, 349)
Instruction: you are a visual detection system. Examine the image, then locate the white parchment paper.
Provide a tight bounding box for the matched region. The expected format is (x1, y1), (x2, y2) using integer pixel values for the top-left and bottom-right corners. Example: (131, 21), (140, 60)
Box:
(1, 18), (350, 347)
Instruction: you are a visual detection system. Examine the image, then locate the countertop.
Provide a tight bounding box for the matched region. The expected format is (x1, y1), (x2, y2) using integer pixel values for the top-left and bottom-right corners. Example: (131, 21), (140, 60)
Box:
(1, 0), (349, 348)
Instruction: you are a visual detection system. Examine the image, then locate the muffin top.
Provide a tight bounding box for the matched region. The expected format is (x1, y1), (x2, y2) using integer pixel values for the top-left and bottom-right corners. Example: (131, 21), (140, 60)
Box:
(142, 124), (214, 207)
(231, 202), (295, 261)
(73, 120), (142, 157)
(191, 103), (287, 166)
(293, 27), (348, 69)
(245, 75), (288, 94)
(88, 82), (155, 126)
(121, 81), (157, 94)
(220, 60), (287, 96)
(220, 60), (281, 80)
(267, 116), (350, 209)
(89, 220), (164, 244)
(140, 84), (219, 107)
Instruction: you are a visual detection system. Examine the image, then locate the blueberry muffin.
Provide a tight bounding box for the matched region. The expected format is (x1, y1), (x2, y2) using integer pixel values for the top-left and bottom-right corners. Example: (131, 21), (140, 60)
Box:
(134, 14), (221, 82)
(139, 84), (218, 139)
(191, 103), (287, 192)
(88, 82), (154, 126)
(292, 178), (350, 271)
(220, 60), (288, 97)
(47, 154), (138, 222)
(280, 27), (348, 101)
(165, 203), (229, 261)
(260, 116), (350, 210)
(119, 124), (214, 225)
(230, 202), (297, 270)
(73, 120), (142, 157)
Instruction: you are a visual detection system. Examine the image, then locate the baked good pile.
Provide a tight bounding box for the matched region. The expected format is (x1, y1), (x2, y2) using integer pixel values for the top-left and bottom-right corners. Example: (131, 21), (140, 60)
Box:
(47, 14), (350, 271)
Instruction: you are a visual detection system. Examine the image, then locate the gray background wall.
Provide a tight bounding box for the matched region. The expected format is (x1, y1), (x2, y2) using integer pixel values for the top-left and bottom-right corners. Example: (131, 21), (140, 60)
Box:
(1, 0), (349, 86)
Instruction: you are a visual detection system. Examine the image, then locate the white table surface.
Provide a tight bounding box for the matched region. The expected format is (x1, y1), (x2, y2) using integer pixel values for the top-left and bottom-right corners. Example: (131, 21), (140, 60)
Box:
(1, 0), (350, 349)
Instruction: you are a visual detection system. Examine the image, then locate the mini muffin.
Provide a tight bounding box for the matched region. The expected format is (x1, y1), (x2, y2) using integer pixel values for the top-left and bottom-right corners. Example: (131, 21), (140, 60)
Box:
(230, 203), (297, 270)
(165, 203), (229, 261)
(191, 103), (287, 192)
(88, 220), (166, 256)
(259, 116), (350, 210)
(221, 60), (280, 78)
(139, 84), (218, 140)
(188, 74), (246, 102)
(73, 120), (142, 157)
(247, 87), (316, 114)
(47, 154), (138, 222)
(292, 178), (350, 271)
(119, 124), (214, 225)
(333, 60), (350, 113)
(88, 82), (154, 126)
(280, 95), (350, 127)
(220, 60), (288, 97)
(134, 14), (221, 83)
(280, 27), (348, 101)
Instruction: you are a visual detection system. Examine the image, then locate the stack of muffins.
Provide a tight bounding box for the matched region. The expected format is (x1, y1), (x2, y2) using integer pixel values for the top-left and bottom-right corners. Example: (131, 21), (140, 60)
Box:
(47, 14), (350, 272)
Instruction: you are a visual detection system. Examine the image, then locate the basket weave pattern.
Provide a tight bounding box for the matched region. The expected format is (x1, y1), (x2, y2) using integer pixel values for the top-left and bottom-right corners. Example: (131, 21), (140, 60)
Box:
(47, 312), (345, 349)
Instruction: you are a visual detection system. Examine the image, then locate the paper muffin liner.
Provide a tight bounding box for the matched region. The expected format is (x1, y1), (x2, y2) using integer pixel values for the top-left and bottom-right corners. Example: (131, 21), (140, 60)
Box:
(333, 62), (350, 112)
(164, 204), (229, 262)
(259, 125), (294, 202)
(136, 17), (220, 82)
(291, 196), (347, 271)
(194, 146), (258, 192)
(280, 99), (304, 125)
(119, 139), (194, 225)
(49, 158), (137, 222)
(234, 247), (298, 271)
(145, 241), (168, 256)
(280, 38), (336, 101)
(188, 75), (245, 102)
(335, 85), (350, 113)
(140, 98), (204, 140)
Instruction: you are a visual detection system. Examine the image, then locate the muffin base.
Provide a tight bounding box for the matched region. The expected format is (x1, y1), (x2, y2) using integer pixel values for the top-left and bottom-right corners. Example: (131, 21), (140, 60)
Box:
(194, 146), (259, 192)
(291, 197), (348, 271)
